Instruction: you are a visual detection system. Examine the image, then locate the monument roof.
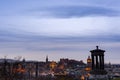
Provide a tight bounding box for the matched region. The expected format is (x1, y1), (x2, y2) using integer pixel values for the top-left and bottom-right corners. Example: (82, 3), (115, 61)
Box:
(90, 46), (105, 53)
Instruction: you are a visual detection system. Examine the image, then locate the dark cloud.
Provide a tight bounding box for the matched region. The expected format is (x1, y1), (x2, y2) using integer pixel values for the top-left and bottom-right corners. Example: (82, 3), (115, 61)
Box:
(0, 29), (120, 43)
(26, 46), (81, 52)
(30, 5), (120, 18)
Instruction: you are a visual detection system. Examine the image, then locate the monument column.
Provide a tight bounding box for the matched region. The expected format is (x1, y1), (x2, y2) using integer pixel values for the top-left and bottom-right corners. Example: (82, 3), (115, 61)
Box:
(92, 55), (94, 70)
(102, 55), (104, 69)
(96, 55), (98, 69)
(99, 55), (102, 69)
(90, 46), (107, 75)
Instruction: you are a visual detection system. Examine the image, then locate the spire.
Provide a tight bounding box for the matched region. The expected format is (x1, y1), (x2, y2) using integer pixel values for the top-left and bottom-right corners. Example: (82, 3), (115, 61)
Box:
(22, 58), (25, 63)
(96, 46), (99, 50)
(88, 56), (90, 59)
(46, 55), (48, 63)
(87, 56), (91, 63)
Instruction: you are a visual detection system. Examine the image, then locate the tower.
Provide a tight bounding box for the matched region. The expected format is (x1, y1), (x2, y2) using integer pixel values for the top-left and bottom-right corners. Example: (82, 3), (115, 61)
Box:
(87, 56), (92, 65)
(86, 56), (92, 71)
(46, 55), (48, 63)
(90, 46), (107, 75)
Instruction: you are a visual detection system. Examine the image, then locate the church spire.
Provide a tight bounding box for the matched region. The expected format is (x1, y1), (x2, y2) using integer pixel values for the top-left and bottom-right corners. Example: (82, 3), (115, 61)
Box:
(46, 55), (48, 63)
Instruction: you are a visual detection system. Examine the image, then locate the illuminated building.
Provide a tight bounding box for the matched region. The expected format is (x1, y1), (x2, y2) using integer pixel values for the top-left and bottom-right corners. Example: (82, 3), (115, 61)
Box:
(49, 61), (57, 70)
(85, 56), (92, 71)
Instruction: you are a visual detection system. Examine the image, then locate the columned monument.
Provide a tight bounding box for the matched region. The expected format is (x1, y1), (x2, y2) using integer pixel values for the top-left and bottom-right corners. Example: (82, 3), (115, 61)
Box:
(90, 46), (107, 75)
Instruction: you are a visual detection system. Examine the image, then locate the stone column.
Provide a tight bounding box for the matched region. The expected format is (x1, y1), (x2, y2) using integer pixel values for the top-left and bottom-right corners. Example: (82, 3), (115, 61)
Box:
(99, 55), (102, 69)
(102, 55), (104, 69)
(92, 55), (94, 70)
(96, 55), (98, 69)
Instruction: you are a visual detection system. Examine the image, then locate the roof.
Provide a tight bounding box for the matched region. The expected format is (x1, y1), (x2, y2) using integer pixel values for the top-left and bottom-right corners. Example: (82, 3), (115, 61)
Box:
(90, 46), (105, 53)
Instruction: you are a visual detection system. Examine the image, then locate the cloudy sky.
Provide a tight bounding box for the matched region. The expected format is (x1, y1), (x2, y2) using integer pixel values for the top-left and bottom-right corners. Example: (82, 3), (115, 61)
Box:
(0, 0), (120, 63)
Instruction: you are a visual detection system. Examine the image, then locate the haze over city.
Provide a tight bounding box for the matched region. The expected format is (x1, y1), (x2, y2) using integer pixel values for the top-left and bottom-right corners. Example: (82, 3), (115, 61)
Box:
(0, 0), (120, 63)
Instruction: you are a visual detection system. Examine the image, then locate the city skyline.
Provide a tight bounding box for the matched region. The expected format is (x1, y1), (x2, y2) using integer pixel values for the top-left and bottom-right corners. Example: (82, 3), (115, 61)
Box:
(0, 0), (120, 63)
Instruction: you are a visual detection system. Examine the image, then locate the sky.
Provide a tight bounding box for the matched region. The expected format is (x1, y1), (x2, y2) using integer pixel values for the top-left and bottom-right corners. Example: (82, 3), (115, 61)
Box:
(0, 0), (120, 63)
